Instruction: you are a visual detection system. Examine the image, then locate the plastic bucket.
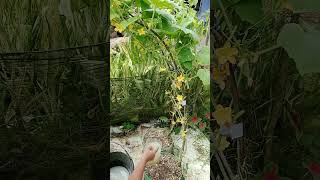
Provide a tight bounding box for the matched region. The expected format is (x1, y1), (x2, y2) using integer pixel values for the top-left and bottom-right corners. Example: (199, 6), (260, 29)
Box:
(110, 152), (134, 180)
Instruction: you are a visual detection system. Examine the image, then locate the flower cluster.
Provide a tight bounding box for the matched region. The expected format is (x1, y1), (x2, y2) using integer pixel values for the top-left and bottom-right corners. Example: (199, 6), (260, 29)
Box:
(213, 42), (238, 89)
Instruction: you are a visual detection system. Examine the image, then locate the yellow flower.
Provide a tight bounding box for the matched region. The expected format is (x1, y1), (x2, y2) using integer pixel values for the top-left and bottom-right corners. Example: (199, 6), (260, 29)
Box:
(128, 24), (133, 30)
(180, 117), (186, 124)
(138, 28), (145, 35)
(177, 74), (185, 82)
(213, 65), (229, 90)
(159, 67), (167, 72)
(213, 105), (232, 126)
(114, 23), (124, 33)
(164, 39), (170, 46)
(217, 136), (230, 151)
(111, 20), (117, 26)
(215, 42), (238, 64)
(176, 104), (182, 110)
(181, 130), (187, 138)
(171, 120), (176, 125)
(175, 81), (182, 90)
(176, 95), (184, 102)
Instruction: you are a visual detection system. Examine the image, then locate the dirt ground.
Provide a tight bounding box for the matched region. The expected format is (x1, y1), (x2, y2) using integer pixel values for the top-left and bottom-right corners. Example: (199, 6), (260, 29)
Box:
(145, 153), (182, 180)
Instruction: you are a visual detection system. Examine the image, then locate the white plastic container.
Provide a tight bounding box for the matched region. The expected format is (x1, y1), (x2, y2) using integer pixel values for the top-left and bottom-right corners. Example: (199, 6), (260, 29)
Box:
(110, 166), (129, 180)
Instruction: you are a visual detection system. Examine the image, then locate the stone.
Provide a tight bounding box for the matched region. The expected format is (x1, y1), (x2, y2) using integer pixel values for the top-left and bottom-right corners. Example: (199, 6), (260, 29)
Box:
(171, 128), (210, 180)
(111, 126), (123, 135)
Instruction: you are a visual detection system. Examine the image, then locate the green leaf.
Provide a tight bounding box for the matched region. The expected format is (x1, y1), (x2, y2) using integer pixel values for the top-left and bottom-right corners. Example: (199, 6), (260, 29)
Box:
(158, 17), (178, 34)
(144, 174), (151, 180)
(145, 9), (175, 22)
(288, 0), (320, 13)
(110, 8), (119, 20)
(278, 23), (320, 74)
(182, 61), (192, 70)
(173, 25), (199, 41)
(174, 127), (181, 135)
(197, 46), (210, 65)
(197, 69), (210, 85)
(178, 47), (194, 63)
(120, 16), (140, 30)
(159, 116), (168, 122)
(234, 0), (264, 24)
(136, 0), (153, 18)
(136, 0), (151, 10)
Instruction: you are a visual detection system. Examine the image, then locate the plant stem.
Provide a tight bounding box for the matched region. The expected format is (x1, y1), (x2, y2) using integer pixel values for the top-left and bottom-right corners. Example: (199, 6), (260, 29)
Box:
(228, 63), (242, 179)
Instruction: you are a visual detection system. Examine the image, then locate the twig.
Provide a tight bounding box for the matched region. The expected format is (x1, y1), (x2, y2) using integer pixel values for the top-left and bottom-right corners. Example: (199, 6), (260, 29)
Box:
(228, 63), (243, 179)
(254, 45), (281, 57)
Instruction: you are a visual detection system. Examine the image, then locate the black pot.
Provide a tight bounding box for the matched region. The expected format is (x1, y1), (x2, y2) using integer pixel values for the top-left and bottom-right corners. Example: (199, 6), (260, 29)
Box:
(110, 152), (134, 174)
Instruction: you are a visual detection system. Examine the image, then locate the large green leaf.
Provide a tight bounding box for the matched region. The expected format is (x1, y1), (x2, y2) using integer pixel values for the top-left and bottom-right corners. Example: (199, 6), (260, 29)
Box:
(182, 61), (193, 70)
(135, 0), (151, 10)
(197, 46), (210, 65)
(145, 9), (175, 22)
(178, 47), (194, 63)
(288, 0), (320, 13)
(278, 23), (320, 74)
(234, 0), (264, 24)
(173, 25), (199, 42)
(155, 16), (178, 35)
(197, 69), (210, 85)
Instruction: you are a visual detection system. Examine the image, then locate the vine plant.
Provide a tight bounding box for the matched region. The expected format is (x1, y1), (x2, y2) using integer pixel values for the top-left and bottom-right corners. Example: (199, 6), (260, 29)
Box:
(110, 0), (210, 169)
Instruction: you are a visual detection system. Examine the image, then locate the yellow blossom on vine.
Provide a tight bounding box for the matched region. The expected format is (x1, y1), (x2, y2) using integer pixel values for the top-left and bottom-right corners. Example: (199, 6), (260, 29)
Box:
(114, 23), (124, 33)
(213, 104), (233, 126)
(176, 95), (184, 102)
(128, 24), (133, 30)
(171, 120), (176, 125)
(164, 39), (170, 46)
(175, 81), (182, 90)
(147, 22), (153, 28)
(159, 67), (167, 72)
(176, 104), (182, 110)
(111, 20), (117, 26)
(217, 136), (230, 151)
(181, 130), (187, 138)
(180, 117), (186, 124)
(138, 28), (145, 35)
(216, 42), (238, 64)
(213, 66), (227, 89)
(177, 74), (185, 82)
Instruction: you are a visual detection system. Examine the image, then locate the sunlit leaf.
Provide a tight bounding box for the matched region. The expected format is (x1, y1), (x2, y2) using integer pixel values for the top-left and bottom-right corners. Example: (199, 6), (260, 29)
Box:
(197, 46), (210, 65)
(178, 47), (194, 64)
(197, 69), (210, 85)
